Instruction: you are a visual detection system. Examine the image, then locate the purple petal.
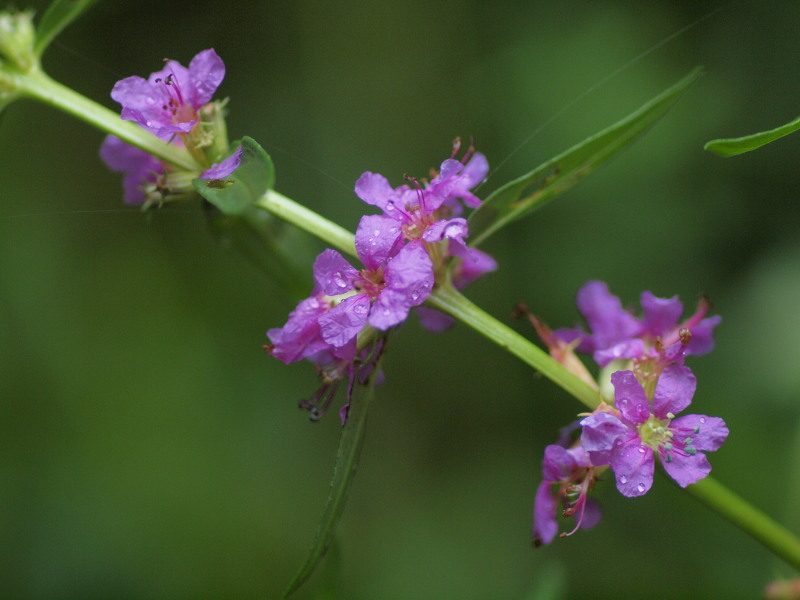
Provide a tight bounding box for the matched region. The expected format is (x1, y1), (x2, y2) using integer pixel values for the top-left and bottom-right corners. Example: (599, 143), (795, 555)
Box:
(355, 214), (403, 270)
(313, 249), (358, 296)
(609, 440), (654, 497)
(593, 339), (646, 367)
(188, 48), (225, 107)
(415, 306), (455, 332)
(200, 145), (242, 179)
(318, 294), (370, 347)
(661, 450), (712, 488)
(580, 499), (602, 530)
(453, 247), (497, 289)
(111, 76), (159, 113)
(687, 315), (722, 355)
(640, 291), (683, 337)
(579, 412), (630, 460)
(611, 370), (650, 425)
(542, 444), (577, 480)
(368, 289), (412, 330)
(576, 281), (642, 350)
(553, 327), (594, 353)
(460, 152), (489, 188)
(533, 481), (559, 545)
(421, 217), (468, 246)
(652, 364), (696, 419)
(99, 136), (161, 205)
(354, 172), (397, 212)
(670, 414), (728, 452)
(382, 241), (434, 304)
(267, 296), (331, 364)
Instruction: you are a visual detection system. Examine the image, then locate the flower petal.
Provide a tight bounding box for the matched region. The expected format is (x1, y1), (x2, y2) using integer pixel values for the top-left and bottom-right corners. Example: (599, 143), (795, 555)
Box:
(611, 370), (650, 424)
(661, 449), (712, 488)
(580, 411), (630, 462)
(653, 364), (696, 419)
(640, 291), (683, 337)
(610, 440), (654, 497)
(533, 481), (559, 545)
(354, 172), (397, 212)
(355, 214), (402, 270)
(200, 145), (242, 179)
(670, 414), (728, 452)
(594, 339), (645, 367)
(576, 281), (642, 350)
(313, 249), (358, 296)
(189, 48), (225, 106)
(318, 294), (370, 347)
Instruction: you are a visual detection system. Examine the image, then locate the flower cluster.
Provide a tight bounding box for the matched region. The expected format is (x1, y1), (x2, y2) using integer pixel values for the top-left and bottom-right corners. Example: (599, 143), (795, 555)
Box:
(531, 281), (728, 544)
(266, 143), (496, 421)
(100, 49), (242, 207)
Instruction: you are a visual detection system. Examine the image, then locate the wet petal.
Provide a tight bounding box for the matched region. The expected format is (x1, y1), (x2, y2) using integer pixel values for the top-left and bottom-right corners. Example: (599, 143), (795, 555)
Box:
(653, 364), (696, 419)
(313, 249), (358, 296)
(611, 370), (650, 424)
(189, 48), (225, 106)
(661, 449), (712, 488)
(670, 414), (728, 452)
(318, 294), (370, 347)
(200, 145), (242, 179)
(355, 214), (402, 270)
(576, 281), (642, 349)
(640, 291), (683, 337)
(533, 481), (558, 546)
(610, 440), (654, 497)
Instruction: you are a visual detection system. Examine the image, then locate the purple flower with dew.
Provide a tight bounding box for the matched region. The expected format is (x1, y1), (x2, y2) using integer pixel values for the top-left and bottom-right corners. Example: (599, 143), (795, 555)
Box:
(111, 48), (225, 140)
(354, 141), (488, 244)
(533, 444), (601, 546)
(315, 214), (434, 347)
(580, 366), (728, 497)
(99, 135), (162, 205)
(554, 280), (722, 367)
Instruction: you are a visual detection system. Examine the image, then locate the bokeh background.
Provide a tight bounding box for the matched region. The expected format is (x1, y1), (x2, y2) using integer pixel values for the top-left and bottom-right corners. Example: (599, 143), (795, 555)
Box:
(3, 1), (800, 598)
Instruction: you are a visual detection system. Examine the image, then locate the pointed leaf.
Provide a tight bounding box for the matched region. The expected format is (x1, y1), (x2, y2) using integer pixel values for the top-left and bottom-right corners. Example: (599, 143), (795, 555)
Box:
(192, 136), (275, 216)
(704, 115), (800, 157)
(34, 0), (98, 57)
(282, 359), (382, 598)
(469, 67), (703, 247)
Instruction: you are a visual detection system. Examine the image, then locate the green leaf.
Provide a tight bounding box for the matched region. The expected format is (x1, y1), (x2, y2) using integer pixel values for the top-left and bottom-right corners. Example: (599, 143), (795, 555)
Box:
(192, 136), (275, 216)
(704, 115), (800, 157)
(282, 354), (383, 599)
(468, 67), (703, 247)
(33, 0), (98, 57)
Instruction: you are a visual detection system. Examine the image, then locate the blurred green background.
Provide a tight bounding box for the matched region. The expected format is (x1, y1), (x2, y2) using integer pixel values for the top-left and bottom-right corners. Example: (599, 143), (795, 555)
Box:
(3, 1), (800, 598)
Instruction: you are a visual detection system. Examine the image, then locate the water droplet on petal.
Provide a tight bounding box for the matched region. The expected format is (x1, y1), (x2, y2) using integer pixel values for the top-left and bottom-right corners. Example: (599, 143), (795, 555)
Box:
(619, 475), (628, 484)
(353, 304), (367, 314)
(638, 447), (646, 453)
(383, 308), (391, 316)
(373, 229), (381, 237)
(333, 272), (347, 288)
(410, 290), (420, 301)
(637, 483), (646, 493)
(699, 417), (706, 424)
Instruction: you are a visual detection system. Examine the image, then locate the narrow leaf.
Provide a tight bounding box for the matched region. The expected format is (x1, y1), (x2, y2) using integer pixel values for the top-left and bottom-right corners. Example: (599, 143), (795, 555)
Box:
(469, 67), (703, 247)
(192, 136), (275, 216)
(704, 115), (800, 157)
(282, 361), (382, 598)
(33, 0), (98, 57)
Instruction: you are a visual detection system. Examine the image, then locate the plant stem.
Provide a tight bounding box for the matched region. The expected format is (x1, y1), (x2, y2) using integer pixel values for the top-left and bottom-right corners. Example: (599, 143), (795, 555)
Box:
(13, 68), (201, 171)
(686, 476), (800, 570)
(16, 69), (800, 571)
(427, 283), (601, 410)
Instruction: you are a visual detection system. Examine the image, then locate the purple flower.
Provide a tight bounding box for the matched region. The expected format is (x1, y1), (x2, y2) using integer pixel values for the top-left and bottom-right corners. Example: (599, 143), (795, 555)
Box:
(580, 366), (728, 497)
(555, 281), (722, 367)
(99, 135), (162, 205)
(533, 444), (601, 546)
(111, 49), (225, 139)
(315, 215), (434, 347)
(425, 148), (489, 213)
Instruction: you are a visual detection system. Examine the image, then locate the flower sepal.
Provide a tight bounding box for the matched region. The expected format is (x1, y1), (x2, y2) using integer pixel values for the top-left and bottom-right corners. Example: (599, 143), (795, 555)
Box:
(0, 10), (36, 73)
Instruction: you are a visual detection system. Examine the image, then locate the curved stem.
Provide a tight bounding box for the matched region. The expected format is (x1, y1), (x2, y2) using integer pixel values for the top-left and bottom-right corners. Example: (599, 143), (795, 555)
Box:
(14, 68), (800, 572)
(12, 68), (201, 171)
(686, 476), (800, 570)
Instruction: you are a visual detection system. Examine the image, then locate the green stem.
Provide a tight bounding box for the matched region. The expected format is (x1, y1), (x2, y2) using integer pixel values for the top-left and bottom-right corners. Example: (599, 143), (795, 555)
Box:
(427, 283), (600, 410)
(12, 68), (201, 171)
(14, 68), (800, 571)
(686, 476), (800, 570)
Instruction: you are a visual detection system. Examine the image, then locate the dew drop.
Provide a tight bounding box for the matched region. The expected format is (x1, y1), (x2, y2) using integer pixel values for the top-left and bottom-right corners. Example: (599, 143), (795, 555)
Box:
(383, 308), (391, 316)
(333, 272), (347, 288)
(373, 229), (381, 237)
(410, 290), (420, 301)
(637, 447), (646, 453)
(699, 417), (706, 424)
(619, 475), (628, 484)
(353, 304), (367, 314)
(637, 483), (646, 493)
